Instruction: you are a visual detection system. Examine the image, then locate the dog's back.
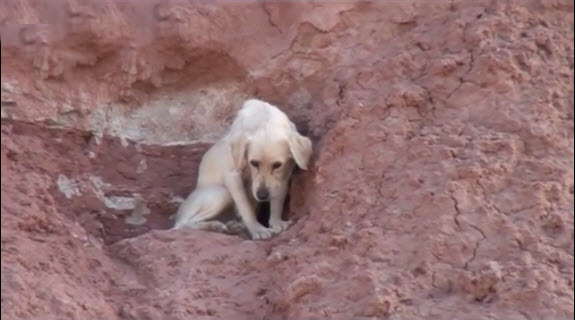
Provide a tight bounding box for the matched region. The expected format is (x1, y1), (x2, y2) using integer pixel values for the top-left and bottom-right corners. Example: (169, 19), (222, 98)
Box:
(228, 99), (292, 139)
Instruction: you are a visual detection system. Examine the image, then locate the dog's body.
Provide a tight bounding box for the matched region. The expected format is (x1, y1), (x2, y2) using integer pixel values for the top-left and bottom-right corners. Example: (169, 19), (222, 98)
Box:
(174, 99), (312, 239)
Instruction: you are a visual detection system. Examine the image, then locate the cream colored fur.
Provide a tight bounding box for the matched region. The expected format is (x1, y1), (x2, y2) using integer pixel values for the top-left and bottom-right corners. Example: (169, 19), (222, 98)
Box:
(173, 99), (312, 240)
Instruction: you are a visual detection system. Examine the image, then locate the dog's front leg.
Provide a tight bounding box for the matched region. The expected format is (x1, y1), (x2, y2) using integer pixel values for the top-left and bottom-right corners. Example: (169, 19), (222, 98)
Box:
(224, 172), (273, 240)
(269, 188), (292, 234)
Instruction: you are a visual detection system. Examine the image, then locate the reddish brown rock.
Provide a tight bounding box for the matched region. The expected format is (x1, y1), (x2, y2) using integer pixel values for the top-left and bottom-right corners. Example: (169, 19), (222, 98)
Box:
(1, 1), (573, 319)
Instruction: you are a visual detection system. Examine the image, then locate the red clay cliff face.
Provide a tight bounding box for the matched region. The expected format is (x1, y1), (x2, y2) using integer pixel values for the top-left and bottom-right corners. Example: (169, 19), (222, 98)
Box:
(1, 1), (574, 319)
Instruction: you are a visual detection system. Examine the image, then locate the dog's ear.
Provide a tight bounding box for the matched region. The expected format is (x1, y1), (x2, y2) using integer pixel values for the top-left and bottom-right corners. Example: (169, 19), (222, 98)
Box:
(287, 131), (312, 170)
(229, 135), (249, 172)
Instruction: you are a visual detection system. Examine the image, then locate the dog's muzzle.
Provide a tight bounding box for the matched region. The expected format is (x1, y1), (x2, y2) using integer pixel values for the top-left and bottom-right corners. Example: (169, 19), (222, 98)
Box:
(256, 187), (269, 201)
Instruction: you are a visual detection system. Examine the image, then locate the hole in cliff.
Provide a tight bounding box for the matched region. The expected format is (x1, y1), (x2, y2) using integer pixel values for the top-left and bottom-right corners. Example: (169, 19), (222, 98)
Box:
(2, 120), (216, 244)
(2, 42), (322, 244)
(3, 96), (312, 245)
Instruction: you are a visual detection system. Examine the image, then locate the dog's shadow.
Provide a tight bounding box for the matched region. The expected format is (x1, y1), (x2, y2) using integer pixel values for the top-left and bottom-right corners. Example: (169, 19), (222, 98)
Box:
(256, 176), (294, 227)
(215, 178), (294, 238)
(256, 201), (270, 227)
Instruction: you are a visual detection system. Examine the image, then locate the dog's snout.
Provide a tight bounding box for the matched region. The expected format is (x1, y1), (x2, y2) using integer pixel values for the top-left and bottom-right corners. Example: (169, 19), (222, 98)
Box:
(256, 186), (269, 201)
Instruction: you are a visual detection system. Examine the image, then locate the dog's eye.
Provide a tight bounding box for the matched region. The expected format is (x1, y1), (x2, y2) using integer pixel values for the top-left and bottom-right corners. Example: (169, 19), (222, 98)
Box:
(250, 160), (260, 168)
(272, 161), (282, 170)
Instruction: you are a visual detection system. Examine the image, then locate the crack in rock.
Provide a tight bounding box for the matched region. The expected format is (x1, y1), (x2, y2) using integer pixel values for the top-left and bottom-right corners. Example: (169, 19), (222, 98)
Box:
(464, 225), (487, 270)
(450, 192), (488, 270)
(446, 51), (476, 99)
(450, 195), (462, 231)
(261, 0), (283, 35)
(447, 7), (486, 100)
(336, 81), (347, 106)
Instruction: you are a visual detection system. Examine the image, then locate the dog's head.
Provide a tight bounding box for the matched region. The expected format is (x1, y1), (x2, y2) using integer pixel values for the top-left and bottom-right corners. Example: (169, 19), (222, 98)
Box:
(230, 126), (312, 202)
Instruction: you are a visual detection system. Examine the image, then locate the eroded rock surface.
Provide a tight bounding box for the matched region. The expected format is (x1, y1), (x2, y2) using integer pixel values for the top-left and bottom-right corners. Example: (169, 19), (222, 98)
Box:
(1, 1), (573, 319)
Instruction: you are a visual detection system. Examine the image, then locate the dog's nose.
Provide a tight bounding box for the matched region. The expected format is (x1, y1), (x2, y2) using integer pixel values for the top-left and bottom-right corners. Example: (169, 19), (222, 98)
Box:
(256, 187), (269, 201)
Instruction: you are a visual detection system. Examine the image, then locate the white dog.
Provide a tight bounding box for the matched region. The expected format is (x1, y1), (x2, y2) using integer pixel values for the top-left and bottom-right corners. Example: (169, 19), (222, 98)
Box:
(173, 99), (312, 240)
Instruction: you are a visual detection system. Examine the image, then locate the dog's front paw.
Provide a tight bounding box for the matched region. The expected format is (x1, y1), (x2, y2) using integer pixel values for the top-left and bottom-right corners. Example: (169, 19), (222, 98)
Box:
(269, 219), (292, 234)
(248, 224), (274, 240)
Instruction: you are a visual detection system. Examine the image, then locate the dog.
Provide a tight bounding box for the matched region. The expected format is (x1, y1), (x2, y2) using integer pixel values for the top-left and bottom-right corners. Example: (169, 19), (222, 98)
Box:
(173, 99), (312, 240)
